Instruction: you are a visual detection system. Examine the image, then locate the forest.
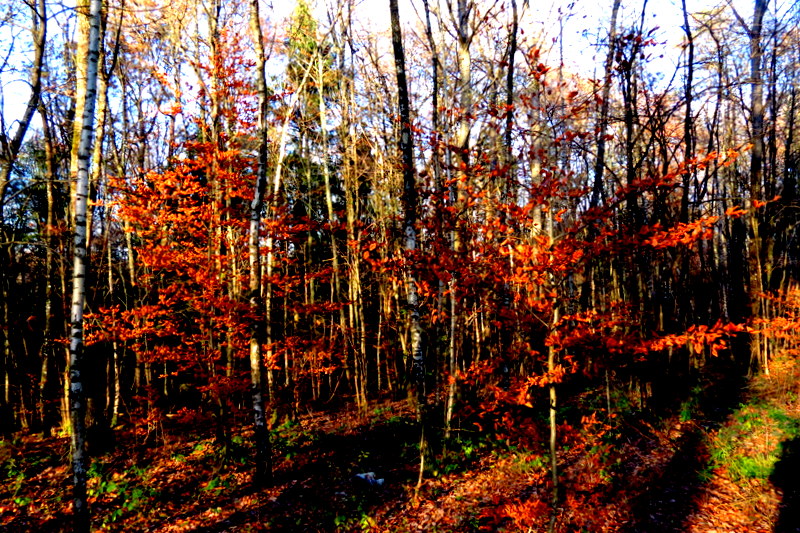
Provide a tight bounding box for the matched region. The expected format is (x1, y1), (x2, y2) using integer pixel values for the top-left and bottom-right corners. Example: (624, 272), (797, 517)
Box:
(1, 0), (799, 530)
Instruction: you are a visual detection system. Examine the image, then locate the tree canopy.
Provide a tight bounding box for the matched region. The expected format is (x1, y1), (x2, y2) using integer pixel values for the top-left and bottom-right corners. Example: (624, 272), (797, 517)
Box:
(0, 0), (799, 530)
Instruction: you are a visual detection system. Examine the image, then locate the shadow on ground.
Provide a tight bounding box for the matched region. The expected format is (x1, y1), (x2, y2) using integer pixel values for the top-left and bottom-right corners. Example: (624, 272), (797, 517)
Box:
(771, 437), (800, 533)
(192, 416), (420, 532)
(620, 357), (749, 533)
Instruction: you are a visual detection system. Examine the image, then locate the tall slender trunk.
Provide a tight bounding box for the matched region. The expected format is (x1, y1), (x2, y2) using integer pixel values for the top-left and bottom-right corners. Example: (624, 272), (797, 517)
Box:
(589, 0), (621, 209)
(444, 279), (458, 439)
(85, 16), (112, 452)
(444, 0), (473, 446)
(68, 0), (103, 529)
(548, 304), (560, 533)
(68, 0), (95, 227)
(421, 0), (442, 192)
(680, 0), (695, 224)
(421, 0), (453, 436)
(544, 198), (561, 532)
(504, 0), (518, 171)
(264, 50), (316, 400)
(38, 100), (58, 436)
(580, 0), (620, 313)
(85, 34), (110, 256)
(319, 46), (341, 310)
(454, 0), (472, 253)
(390, 0), (426, 491)
(247, 0), (273, 485)
(677, 0), (696, 332)
(746, 0), (768, 370)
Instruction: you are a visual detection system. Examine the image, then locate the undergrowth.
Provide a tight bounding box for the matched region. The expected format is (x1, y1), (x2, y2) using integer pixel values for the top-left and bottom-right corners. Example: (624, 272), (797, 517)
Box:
(706, 356), (800, 484)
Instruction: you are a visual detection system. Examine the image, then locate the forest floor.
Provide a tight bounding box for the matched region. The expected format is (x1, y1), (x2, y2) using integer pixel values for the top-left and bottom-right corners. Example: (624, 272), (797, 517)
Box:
(1, 353), (800, 532)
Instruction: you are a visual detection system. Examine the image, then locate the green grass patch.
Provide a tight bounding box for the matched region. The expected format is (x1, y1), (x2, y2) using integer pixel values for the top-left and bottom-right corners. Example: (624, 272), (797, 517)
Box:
(707, 399), (800, 483)
(271, 418), (320, 460)
(88, 458), (161, 525)
(679, 386), (703, 422)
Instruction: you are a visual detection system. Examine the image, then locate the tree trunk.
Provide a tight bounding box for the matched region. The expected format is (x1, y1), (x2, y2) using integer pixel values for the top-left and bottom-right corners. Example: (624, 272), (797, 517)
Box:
(390, 0), (426, 491)
(421, 0), (442, 192)
(581, 0), (620, 312)
(0, 0), (46, 216)
(454, 0), (472, 254)
(263, 47), (316, 401)
(680, 0), (695, 224)
(504, 0), (518, 171)
(548, 304), (560, 533)
(746, 0), (768, 370)
(247, 0), (273, 485)
(68, 0), (103, 529)
(589, 0), (621, 209)
(38, 100), (59, 436)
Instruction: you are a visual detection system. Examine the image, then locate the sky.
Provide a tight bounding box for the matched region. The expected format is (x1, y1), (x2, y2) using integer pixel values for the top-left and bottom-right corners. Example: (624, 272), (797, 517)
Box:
(266, 0), (746, 84)
(0, 0), (784, 138)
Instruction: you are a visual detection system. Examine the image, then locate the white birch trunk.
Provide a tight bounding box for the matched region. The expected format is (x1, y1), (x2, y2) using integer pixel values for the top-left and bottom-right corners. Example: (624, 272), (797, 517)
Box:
(248, 0), (272, 485)
(68, 0), (102, 530)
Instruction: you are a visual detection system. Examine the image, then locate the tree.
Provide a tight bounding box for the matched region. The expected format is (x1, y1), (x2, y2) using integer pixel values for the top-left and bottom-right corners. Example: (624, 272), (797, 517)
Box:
(0, 0), (46, 215)
(0, 0), (47, 433)
(588, 0), (621, 211)
(390, 0), (426, 492)
(727, 0), (769, 369)
(247, 0), (273, 486)
(1, 1), (800, 529)
(68, 0), (103, 529)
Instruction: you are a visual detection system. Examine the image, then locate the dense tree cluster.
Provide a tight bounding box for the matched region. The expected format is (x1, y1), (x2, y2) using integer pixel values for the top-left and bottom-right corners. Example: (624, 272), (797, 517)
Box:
(1, 0), (798, 529)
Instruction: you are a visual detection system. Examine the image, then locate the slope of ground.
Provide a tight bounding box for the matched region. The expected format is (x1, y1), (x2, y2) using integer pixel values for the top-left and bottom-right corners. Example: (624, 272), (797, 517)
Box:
(1, 354), (799, 532)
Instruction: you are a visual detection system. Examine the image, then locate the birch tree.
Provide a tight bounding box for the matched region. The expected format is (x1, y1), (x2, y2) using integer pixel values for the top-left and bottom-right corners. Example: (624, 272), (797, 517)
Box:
(68, 0), (103, 529)
(248, 0), (273, 486)
(390, 0), (426, 491)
